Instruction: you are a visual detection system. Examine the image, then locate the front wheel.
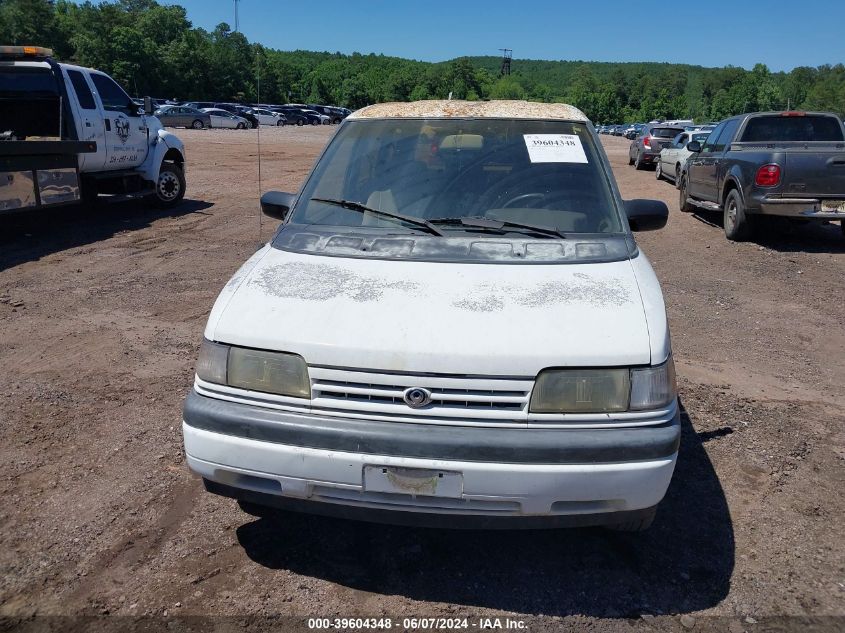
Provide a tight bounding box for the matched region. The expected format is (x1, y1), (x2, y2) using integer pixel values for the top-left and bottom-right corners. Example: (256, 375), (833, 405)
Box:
(655, 161), (664, 180)
(236, 122), (245, 129)
(191, 119), (204, 129)
(296, 119), (304, 126)
(723, 188), (755, 241)
(152, 163), (185, 208)
(276, 119), (284, 126)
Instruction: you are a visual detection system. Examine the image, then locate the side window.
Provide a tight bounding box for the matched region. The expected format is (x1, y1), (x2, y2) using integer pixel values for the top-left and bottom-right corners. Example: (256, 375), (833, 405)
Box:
(710, 119), (740, 153)
(676, 134), (688, 147)
(66, 69), (96, 110)
(90, 73), (132, 114)
(701, 122), (725, 153)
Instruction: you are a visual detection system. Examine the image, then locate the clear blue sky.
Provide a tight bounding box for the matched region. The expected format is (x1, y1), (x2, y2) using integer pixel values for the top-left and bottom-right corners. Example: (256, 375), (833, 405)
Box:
(161, 0), (844, 72)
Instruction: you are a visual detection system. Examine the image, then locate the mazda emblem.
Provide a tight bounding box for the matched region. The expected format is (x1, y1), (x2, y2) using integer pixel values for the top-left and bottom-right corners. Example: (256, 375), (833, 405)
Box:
(403, 387), (432, 408)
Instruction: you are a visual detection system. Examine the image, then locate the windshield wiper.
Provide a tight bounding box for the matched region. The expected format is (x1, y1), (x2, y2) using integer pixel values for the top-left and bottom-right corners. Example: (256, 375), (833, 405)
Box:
(429, 216), (567, 239)
(310, 198), (445, 237)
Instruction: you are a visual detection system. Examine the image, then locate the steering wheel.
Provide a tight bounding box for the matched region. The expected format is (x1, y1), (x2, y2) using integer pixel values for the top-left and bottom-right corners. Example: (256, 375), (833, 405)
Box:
(501, 193), (547, 208)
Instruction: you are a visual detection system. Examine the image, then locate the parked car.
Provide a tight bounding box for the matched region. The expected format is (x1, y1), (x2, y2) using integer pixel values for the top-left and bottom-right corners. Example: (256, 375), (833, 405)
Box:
(655, 130), (713, 185)
(183, 101), (215, 110)
(251, 107), (285, 126)
(628, 125), (686, 170)
(300, 109), (330, 125)
(154, 105), (211, 129)
(201, 108), (249, 129)
(213, 103), (259, 129)
(182, 100), (678, 532)
(271, 107), (308, 126)
(680, 110), (845, 240)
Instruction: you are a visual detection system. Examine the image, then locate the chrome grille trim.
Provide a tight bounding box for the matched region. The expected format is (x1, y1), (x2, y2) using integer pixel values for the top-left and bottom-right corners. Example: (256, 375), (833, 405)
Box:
(309, 366), (531, 421)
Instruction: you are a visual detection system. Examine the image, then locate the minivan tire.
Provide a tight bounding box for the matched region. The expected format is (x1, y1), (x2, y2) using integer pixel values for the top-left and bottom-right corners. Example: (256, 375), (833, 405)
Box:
(723, 188), (755, 241)
(606, 507), (657, 532)
(152, 162), (185, 208)
(191, 119), (204, 129)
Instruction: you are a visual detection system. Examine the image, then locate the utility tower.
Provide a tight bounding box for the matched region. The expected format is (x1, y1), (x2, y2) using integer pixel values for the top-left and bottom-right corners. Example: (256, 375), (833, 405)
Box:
(499, 49), (512, 76)
(234, 0), (241, 32)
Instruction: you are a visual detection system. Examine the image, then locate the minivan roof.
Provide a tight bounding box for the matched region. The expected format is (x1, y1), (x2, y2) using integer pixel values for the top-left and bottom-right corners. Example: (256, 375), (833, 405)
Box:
(348, 100), (589, 122)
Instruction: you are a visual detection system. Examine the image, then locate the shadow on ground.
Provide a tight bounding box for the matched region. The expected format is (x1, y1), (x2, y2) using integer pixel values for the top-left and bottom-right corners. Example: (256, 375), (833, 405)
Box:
(236, 401), (734, 618)
(692, 210), (844, 253)
(0, 197), (213, 272)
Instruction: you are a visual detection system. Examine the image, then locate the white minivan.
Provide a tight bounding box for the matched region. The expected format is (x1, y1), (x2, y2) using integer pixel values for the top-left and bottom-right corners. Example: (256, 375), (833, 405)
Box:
(183, 100), (679, 531)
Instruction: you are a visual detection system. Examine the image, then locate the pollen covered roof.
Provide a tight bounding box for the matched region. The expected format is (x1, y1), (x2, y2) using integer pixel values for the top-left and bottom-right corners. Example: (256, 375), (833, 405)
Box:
(348, 100), (589, 122)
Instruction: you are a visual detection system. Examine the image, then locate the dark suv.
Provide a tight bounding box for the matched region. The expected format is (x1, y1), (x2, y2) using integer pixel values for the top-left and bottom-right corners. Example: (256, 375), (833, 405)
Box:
(628, 125), (685, 170)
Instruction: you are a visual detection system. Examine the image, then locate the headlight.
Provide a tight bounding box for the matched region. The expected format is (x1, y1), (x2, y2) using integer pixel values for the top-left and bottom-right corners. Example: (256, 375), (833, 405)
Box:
(529, 357), (676, 414)
(195, 339), (310, 399)
(530, 368), (630, 413)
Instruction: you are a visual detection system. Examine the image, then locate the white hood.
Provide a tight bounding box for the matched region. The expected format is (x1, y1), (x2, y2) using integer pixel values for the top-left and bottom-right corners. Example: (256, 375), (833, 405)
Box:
(207, 246), (663, 376)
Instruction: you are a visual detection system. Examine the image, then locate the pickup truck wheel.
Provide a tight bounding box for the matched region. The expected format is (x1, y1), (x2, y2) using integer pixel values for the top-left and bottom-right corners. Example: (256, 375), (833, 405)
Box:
(679, 176), (694, 213)
(153, 163), (185, 208)
(723, 189), (754, 241)
(191, 119), (204, 129)
(634, 153), (645, 170)
(606, 506), (657, 532)
(655, 162), (664, 180)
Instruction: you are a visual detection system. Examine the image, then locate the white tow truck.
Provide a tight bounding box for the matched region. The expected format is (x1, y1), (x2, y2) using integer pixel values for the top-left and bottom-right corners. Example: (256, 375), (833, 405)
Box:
(1, 45), (186, 213)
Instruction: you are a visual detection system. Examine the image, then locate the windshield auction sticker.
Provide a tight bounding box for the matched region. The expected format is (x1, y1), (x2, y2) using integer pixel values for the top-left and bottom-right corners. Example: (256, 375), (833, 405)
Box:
(523, 134), (588, 163)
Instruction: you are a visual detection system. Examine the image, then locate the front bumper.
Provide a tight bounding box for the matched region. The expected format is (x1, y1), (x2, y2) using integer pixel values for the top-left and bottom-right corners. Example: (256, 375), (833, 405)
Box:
(183, 391), (680, 526)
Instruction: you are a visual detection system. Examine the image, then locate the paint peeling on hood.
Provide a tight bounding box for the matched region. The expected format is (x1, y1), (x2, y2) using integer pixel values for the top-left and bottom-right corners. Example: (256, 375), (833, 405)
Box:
(208, 248), (657, 375)
(453, 273), (631, 312)
(249, 261), (419, 302)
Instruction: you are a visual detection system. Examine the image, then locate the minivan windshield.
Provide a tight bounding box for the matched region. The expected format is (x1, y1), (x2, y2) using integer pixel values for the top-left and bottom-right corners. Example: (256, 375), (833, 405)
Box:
(289, 118), (623, 235)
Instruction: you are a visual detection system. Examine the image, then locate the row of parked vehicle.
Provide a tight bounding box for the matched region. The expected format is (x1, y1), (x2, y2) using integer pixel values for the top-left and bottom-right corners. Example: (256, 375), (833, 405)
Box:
(138, 98), (352, 130)
(624, 112), (845, 241)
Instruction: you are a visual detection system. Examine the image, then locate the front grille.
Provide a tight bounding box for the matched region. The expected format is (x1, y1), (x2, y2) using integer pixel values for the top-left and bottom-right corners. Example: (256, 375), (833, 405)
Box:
(309, 367), (532, 422)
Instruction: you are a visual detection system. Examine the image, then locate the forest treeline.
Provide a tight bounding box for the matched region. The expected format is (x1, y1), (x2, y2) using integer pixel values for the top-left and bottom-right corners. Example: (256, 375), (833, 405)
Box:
(3, 0), (844, 122)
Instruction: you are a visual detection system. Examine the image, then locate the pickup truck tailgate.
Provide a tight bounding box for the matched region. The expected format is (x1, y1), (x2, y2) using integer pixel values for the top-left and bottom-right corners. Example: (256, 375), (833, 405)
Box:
(783, 145), (845, 197)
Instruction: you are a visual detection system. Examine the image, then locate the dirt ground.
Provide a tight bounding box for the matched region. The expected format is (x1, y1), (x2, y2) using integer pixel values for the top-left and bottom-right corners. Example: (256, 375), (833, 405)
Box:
(1, 127), (843, 632)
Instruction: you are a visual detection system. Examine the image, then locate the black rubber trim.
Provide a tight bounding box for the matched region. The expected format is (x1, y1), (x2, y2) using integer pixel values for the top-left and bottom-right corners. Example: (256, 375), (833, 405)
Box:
(184, 391), (680, 464)
(205, 479), (657, 530)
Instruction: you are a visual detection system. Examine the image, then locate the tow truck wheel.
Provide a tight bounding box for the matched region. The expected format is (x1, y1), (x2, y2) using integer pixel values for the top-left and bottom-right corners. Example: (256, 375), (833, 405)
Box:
(152, 162), (185, 208)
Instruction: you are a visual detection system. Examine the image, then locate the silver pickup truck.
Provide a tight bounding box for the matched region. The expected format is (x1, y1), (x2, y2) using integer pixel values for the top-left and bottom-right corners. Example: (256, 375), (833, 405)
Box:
(679, 111), (845, 240)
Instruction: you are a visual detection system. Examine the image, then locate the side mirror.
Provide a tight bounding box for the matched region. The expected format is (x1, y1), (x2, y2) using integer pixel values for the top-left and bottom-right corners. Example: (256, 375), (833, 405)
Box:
(624, 199), (668, 231)
(261, 191), (296, 221)
(686, 140), (701, 153)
